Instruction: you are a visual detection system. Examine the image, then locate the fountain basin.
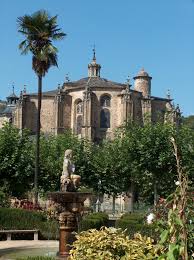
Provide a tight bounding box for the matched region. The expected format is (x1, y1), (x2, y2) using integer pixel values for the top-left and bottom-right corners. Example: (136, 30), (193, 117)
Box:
(47, 192), (91, 204)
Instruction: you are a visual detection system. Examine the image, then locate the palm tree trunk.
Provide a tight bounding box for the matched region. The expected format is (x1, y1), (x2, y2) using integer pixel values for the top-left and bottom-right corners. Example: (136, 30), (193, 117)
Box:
(34, 75), (42, 205)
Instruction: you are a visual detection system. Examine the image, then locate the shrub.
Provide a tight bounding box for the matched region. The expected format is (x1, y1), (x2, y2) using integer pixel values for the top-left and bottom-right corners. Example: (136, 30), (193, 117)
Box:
(0, 190), (10, 207)
(0, 208), (59, 240)
(115, 212), (157, 239)
(16, 257), (55, 260)
(69, 227), (164, 260)
(79, 212), (108, 231)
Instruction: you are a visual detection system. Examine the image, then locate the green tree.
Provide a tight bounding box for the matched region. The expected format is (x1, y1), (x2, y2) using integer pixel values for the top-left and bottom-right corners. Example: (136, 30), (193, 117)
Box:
(182, 115), (194, 130)
(120, 122), (177, 205)
(0, 124), (34, 197)
(17, 10), (65, 203)
(38, 131), (81, 192)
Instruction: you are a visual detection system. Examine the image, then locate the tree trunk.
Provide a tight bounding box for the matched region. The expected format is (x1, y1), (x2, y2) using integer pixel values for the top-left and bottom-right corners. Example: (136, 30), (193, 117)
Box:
(129, 182), (134, 213)
(112, 195), (116, 214)
(154, 180), (158, 207)
(34, 75), (42, 205)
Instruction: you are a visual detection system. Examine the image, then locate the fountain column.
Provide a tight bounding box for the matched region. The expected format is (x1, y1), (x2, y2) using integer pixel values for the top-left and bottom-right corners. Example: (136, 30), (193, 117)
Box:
(58, 212), (77, 258)
(48, 149), (91, 259)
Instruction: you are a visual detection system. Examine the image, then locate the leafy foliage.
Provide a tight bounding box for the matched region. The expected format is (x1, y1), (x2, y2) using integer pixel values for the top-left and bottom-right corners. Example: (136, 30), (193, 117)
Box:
(0, 124), (34, 197)
(182, 115), (194, 131)
(0, 122), (194, 206)
(16, 257), (55, 260)
(69, 227), (164, 260)
(79, 212), (108, 231)
(115, 213), (157, 239)
(17, 10), (66, 77)
(156, 138), (194, 259)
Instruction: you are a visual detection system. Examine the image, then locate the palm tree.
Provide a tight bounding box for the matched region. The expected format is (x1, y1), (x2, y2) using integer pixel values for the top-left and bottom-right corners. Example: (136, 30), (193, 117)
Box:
(17, 10), (66, 204)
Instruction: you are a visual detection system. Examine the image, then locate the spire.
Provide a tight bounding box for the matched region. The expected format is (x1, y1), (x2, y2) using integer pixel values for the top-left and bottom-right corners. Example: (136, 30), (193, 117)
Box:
(23, 85), (27, 94)
(126, 75), (131, 90)
(65, 73), (70, 82)
(126, 75), (130, 85)
(7, 82), (19, 105)
(92, 45), (96, 61)
(12, 82), (15, 95)
(88, 47), (101, 77)
(166, 89), (171, 100)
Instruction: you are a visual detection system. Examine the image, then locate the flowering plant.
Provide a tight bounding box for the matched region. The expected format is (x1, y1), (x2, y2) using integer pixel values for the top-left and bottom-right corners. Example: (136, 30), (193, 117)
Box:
(155, 138), (194, 259)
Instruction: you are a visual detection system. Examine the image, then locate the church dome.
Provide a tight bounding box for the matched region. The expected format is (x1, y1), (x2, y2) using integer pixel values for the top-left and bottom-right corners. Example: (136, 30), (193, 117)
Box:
(136, 68), (150, 77)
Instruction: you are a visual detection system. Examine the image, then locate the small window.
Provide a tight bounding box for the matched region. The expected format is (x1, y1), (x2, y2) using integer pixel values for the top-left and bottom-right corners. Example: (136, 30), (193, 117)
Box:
(100, 108), (110, 128)
(76, 101), (83, 114)
(100, 95), (111, 107)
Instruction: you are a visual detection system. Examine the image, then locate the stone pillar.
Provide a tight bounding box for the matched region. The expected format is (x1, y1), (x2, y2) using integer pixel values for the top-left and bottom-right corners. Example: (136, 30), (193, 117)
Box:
(121, 86), (133, 124)
(54, 88), (67, 135)
(141, 98), (152, 123)
(13, 93), (27, 130)
(82, 86), (92, 140)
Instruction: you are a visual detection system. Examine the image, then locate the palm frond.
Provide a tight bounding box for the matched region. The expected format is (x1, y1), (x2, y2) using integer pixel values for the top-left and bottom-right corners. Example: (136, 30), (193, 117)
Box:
(18, 10), (65, 76)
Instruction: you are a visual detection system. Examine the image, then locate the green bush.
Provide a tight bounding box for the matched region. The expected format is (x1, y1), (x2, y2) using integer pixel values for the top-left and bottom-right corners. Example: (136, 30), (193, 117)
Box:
(79, 212), (108, 231)
(16, 257), (55, 260)
(69, 227), (164, 260)
(115, 213), (157, 239)
(0, 190), (10, 207)
(0, 208), (59, 240)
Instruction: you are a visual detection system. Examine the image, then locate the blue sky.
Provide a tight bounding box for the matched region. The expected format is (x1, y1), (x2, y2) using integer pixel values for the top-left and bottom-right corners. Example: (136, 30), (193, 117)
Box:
(0, 0), (193, 115)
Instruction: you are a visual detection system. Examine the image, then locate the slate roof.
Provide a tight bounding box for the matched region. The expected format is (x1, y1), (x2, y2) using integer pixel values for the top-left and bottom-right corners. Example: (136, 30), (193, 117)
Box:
(7, 93), (19, 99)
(29, 89), (58, 97)
(151, 96), (172, 102)
(63, 77), (126, 89)
(0, 105), (15, 116)
(29, 77), (127, 97)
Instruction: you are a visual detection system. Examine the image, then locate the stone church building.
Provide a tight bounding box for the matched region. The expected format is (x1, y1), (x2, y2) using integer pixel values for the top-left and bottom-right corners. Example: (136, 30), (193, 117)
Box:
(13, 51), (181, 141)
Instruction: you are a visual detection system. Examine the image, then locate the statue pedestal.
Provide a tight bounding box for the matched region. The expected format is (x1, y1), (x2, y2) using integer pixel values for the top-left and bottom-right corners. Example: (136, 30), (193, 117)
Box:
(48, 192), (91, 259)
(59, 226), (75, 258)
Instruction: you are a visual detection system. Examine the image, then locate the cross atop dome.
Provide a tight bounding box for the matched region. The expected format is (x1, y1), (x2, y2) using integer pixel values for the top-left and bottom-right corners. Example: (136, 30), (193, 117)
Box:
(92, 45), (96, 61)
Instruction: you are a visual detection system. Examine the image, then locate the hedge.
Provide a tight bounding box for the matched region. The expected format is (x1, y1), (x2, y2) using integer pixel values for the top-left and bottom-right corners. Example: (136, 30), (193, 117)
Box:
(115, 212), (157, 239)
(79, 212), (109, 231)
(0, 208), (59, 240)
(0, 209), (110, 240)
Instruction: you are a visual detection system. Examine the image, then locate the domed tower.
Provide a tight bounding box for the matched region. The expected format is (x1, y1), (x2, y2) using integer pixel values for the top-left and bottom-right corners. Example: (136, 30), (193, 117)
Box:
(88, 48), (101, 77)
(6, 85), (19, 106)
(133, 68), (152, 97)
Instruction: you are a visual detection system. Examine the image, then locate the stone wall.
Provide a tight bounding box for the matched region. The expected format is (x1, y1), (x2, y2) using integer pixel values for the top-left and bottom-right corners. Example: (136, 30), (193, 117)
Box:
(151, 99), (166, 123)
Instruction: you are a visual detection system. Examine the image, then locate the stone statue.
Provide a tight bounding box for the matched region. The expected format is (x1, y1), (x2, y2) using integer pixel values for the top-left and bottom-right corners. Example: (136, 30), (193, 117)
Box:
(60, 149), (81, 192)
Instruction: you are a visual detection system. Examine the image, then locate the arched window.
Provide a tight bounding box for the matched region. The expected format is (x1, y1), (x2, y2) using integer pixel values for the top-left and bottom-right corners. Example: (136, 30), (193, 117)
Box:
(76, 115), (82, 135)
(76, 101), (83, 114)
(100, 108), (110, 128)
(100, 95), (111, 107)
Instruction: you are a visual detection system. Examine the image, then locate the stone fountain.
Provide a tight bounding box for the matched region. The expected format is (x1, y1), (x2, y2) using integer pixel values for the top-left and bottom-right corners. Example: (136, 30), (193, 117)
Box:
(48, 149), (91, 259)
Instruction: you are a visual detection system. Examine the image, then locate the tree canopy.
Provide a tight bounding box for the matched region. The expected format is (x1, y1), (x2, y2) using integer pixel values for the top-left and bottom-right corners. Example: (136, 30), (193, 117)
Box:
(0, 122), (193, 205)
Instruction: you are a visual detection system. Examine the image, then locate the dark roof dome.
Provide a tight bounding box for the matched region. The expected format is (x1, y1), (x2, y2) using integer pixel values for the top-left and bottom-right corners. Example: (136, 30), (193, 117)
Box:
(137, 68), (149, 77)
(7, 92), (18, 99)
(133, 68), (152, 80)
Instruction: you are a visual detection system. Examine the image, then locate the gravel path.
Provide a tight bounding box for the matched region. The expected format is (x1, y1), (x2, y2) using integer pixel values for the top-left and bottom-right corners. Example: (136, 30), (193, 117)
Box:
(0, 240), (58, 250)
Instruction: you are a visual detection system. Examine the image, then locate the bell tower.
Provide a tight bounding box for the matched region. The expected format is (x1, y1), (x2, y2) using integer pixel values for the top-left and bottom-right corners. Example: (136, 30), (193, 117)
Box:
(133, 68), (152, 97)
(88, 48), (101, 77)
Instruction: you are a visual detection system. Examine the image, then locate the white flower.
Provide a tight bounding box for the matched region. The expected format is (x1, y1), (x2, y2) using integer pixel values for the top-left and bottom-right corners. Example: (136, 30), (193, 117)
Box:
(147, 213), (155, 224)
(175, 181), (180, 186)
